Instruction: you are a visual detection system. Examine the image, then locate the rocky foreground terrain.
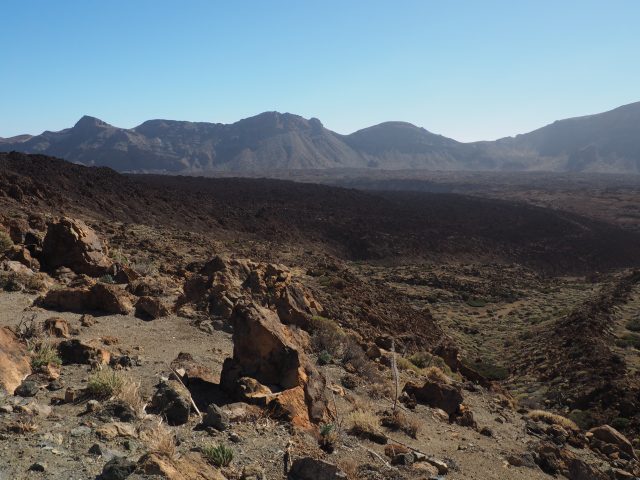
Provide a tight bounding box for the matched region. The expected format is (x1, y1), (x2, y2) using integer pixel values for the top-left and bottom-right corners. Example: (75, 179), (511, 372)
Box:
(1, 152), (640, 479)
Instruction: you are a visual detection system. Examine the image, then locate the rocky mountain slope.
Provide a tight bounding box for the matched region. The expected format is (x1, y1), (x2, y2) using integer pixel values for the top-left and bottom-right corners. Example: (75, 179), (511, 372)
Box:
(2, 166), (640, 479)
(3, 152), (640, 275)
(2, 102), (640, 173)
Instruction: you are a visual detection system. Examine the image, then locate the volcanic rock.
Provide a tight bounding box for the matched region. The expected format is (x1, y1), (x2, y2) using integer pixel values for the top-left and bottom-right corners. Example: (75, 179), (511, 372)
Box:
(41, 217), (112, 276)
(403, 379), (463, 415)
(220, 302), (328, 428)
(0, 326), (32, 393)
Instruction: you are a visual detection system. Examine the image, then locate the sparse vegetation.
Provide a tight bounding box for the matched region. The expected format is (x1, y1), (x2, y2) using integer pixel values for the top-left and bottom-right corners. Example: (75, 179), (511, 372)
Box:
(381, 410), (420, 438)
(0, 230), (12, 252)
(141, 420), (176, 458)
(98, 274), (116, 284)
(626, 317), (640, 332)
(527, 410), (579, 431)
(202, 443), (234, 467)
(30, 342), (62, 370)
(319, 423), (339, 452)
(86, 368), (126, 399)
(347, 410), (380, 439)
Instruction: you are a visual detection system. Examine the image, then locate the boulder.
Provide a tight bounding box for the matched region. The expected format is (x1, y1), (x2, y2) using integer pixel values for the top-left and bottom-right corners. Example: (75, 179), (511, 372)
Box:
(220, 302), (328, 429)
(39, 283), (134, 315)
(403, 380), (463, 415)
(14, 379), (39, 397)
(100, 456), (136, 480)
(288, 458), (347, 480)
(203, 403), (230, 431)
(44, 317), (70, 338)
(179, 255), (322, 327)
(4, 245), (39, 270)
(135, 296), (170, 320)
(588, 425), (637, 460)
(0, 326), (32, 393)
(58, 339), (111, 365)
(147, 380), (192, 426)
(41, 217), (112, 276)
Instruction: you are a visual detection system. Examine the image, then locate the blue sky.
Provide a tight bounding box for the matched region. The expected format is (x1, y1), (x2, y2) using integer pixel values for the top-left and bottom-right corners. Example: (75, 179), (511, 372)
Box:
(2, 1), (639, 141)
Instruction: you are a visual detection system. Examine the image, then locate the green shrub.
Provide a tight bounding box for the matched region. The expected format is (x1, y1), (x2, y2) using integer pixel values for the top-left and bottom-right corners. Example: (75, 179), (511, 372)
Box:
(99, 274), (116, 284)
(202, 443), (233, 467)
(87, 369), (125, 398)
(466, 298), (487, 308)
(317, 350), (332, 366)
(626, 318), (640, 332)
(464, 358), (509, 381)
(616, 333), (640, 349)
(31, 343), (62, 370)
(611, 417), (631, 431)
(0, 230), (12, 252)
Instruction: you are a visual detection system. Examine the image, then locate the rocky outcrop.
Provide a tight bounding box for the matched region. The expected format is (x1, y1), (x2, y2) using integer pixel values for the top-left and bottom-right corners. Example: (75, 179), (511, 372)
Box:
(58, 339), (111, 365)
(588, 425), (638, 461)
(137, 452), (227, 480)
(41, 217), (112, 276)
(220, 302), (328, 429)
(403, 380), (463, 416)
(147, 380), (192, 426)
(0, 327), (31, 393)
(288, 458), (346, 480)
(135, 296), (170, 320)
(180, 256), (322, 328)
(39, 283), (134, 315)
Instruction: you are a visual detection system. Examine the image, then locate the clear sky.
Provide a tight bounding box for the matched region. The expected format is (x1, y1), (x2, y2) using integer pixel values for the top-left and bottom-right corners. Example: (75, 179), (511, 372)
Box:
(2, 1), (639, 141)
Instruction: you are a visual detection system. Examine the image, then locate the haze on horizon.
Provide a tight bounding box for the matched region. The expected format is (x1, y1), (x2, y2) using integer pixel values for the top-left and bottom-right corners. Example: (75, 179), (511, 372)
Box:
(2, 0), (639, 142)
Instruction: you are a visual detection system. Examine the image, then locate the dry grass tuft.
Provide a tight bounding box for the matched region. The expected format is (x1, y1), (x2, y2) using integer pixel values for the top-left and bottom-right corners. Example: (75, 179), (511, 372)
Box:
(87, 369), (144, 417)
(381, 410), (420, 438)
(527, 410), (579, 431)
(140, 419), (176, 458)
(346, 409), (380, 437)
(424, 366), (451, 384)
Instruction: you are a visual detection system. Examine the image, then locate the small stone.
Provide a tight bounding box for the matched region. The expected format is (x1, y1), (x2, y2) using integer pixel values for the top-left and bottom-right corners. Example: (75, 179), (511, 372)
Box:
(28, 462), (46, 472)
(65, 387), (79, 403)
(14, 380), (39, 397)
(391, 452), (415, 466)
(480, 426), (493, 437)
(100, 457), (136, 480)
(89, 443), (104, 455)
(241, 464), (266, 480)
(229, 432), (242, 443)
(425, 457), (448, 475)
(86, 399), (101, 413)
(71, 425), (92, 437)
(47, 380), (64, 391)
(203, 403), (230, 431)
(0, 405), (13, 414)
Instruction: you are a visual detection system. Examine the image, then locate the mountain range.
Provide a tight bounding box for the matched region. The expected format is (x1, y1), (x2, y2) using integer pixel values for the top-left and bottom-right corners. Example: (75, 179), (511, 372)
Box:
(2, 101), (640, 173)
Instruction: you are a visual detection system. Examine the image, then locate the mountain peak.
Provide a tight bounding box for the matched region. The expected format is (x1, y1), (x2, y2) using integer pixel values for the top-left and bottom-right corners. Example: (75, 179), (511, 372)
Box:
(73, 115), (111, 130)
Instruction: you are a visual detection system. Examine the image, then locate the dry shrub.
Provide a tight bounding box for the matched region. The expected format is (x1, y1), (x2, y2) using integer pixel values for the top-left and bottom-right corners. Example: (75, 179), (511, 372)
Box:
(424, 366), (451, 384)
(30, 342), (62, 370)
(140, 419), (176, 458)
(396, 357), (420, 372)
(381, 410), (420, 439)
(343, 337), (381, 383)
(116, 376), (145, 416)
(337, 458), (359, 480)
(0, 230), (12, 252)
(527, 410), (579, 431)
(347, 409), (380, 438)
(310, 316), (345, 357)
(87, 368), (143, 417)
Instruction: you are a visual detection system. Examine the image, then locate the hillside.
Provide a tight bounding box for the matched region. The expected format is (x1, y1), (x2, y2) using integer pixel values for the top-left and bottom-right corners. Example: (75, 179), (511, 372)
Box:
(3, 101), (639, 173)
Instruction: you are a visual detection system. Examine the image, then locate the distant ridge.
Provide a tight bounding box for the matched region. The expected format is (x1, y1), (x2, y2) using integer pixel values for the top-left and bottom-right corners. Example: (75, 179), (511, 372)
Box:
(2, 102), (640, 173)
